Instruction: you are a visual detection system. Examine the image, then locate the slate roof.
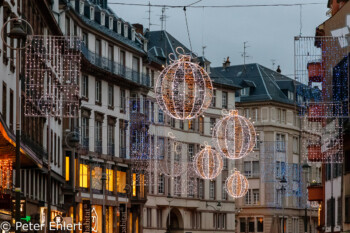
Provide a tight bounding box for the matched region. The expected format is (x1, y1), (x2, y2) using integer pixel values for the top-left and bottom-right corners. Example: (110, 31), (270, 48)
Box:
(146, 30), (240, 89)
(211, 63), (319, 105)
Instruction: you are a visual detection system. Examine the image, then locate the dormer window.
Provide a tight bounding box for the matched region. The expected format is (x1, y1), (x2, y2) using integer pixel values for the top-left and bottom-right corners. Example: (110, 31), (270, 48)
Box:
(131, 28), (135, 41)
(109, 17), (113, 30)
(101, 12), (105, 26)
(143, 40), (148, 51)
(241, 87), (250, 96)
(90, 6), (94, 20)
(79, 0), (84, 15)
(117, 21), (122, 34)
(124, 24), (128, 38)
(288, 91), (294, 101)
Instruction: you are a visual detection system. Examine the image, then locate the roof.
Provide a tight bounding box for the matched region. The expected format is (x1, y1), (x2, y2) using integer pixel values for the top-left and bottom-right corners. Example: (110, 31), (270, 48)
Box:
(211, 63), (318, 105)
(146, 30), (240, 89)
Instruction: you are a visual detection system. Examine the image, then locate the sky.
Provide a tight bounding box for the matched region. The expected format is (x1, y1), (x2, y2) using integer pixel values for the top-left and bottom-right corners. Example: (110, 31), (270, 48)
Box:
(109, 0), (328, 77)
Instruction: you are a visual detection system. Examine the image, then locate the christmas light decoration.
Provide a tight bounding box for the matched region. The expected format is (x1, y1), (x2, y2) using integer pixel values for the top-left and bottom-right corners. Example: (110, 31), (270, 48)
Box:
(25, 36), (81, 118)
(0, 159), (13, 194)
(193, 144), (223, 180)
(225, 169), (249, 198)
(155, 47), (213, 120)
(212, 110), (256, 160)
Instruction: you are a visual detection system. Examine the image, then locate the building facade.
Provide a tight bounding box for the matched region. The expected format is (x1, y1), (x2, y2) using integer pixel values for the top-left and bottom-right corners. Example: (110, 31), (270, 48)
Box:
(211, 63), (320, 233)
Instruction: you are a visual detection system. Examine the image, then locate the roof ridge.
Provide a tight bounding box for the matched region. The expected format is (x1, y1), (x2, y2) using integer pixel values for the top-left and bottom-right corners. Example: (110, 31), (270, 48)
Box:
(256, 64), (272, 100)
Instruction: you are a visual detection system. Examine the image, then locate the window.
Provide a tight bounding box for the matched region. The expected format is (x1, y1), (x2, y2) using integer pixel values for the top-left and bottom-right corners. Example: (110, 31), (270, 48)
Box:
(79, 163), (89, 188)
(188, 178), (194, 197)
(222, 182), (227, 200)
(244, 161), (259, 177)
(254, 133), (260, 149)
(188, 144), (194, 161)
(9, 90), (13, 130)
(82, 32), (88, 46)
(109, 17), (113, 29)
(276, 134), (286, 151)
(293, 136), (299, 154)
(90, 6), (94, 20)
(244, 161), (252, 177)
(147, 208), (152, 227)
(157, 209), (162, 228)
(65, 16), (70, 35)
(252, 108), (258, 122)
(188, 119), (195, 131)
(81, 117), (89, 149)
(65, 156), (70, 181)
(210, 90), (216, 107)
(253, 189), (260, 204)
(119, 120), (127, 158)
(241, 87), (250, 96)
(179, 120), (184, 130)
(199, 116), (204, 134)
(209, 181), (215, 199)
(245, 189), (252, 205)
(106, 169), (114, 192)
(198, 179), (204, 199)
(95, 39), (101, 56)
(107, 123), (115, 155)
(222, 91), (228, 109)
(120, 50), (126, 67)
(82, 75), (88, 98)
(120, 89), (126, 112)
(240, 218), (246, 233)
(95, 80), (102, 103)
(79, 1), (84, 14)
(117, 170), (126, 193)
(345, 196), (350, 223)
(210, 118), (216, 135)
(223, 158), (228, 170)
(2, 83), (6, 122)
(101, 12), (105, 26)
(288, 91), (294, 100)
(257, 217), (264, 232)
(158, 175), (164, 194)
(253, 161), (260, 177)
(132, 173), (137, 196)
(95, 120), (102, 153)
(158, 109), (164, 123)
(281, 109), (286, 123)
(248, 218), (255, 233)
(108, 85), (114, 107)
(338, 197), (342, 225)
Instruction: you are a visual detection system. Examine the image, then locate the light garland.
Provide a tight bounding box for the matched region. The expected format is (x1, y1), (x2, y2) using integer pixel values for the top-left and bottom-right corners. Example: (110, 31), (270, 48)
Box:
(193, 145), (223, 180)
(225, 169), (249, 198)
(155, 47), (213, 120)
(212, 110), (256, 160)
(0, 159), (13, 194)
(24, 36), (81, 118)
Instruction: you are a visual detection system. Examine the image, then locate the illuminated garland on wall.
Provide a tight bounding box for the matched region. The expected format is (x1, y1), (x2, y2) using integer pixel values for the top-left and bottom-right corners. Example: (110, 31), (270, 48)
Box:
(212, 110), (256, 160)
(155, 47), (213, 120)
(0, 159), (13, 194)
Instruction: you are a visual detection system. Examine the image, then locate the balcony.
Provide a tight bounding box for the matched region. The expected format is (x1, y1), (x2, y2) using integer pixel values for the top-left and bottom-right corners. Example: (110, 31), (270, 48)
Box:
(81, 44), (150, 88)
(307, 183), (323, 202)
(21, 134), (47, 160)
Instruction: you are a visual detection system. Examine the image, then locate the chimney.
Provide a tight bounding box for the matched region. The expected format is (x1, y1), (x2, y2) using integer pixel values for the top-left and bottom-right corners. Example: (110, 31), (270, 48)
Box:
(276, 65), (281, 73)
(223, 57), (231, 69)
(132, 23), (144, 35)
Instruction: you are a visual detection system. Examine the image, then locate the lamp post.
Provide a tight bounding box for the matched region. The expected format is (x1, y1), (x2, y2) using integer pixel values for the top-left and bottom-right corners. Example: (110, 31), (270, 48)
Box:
(166, 194), (173, 233)
(302, 162), (311, 233)
(1, 18), (32, 233)
(280, 176), (287, 233)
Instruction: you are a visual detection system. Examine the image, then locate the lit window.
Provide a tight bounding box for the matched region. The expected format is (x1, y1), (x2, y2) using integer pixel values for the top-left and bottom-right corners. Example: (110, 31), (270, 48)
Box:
(140, 174), (145, 198)
(79, 164), (89, 188)
(133, 173), (137, 196)
(106, 169), (114, 192)
(66, 156), (70, 181)
(117, 171), (126, 193)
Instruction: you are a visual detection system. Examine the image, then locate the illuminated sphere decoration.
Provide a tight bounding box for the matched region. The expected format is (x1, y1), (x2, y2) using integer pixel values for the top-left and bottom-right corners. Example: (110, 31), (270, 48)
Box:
(155, 47), (214, 120)
(225, 170), (249, 198)
(212, 110), (256, 160)
(193, 145), (223, 180)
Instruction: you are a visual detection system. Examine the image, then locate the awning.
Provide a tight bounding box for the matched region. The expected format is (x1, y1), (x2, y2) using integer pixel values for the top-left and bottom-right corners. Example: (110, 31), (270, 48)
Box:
(0, 115), (43, 168)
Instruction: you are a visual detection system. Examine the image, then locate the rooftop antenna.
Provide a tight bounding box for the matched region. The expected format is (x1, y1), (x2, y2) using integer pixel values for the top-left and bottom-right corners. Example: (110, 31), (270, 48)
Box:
(160, 6), (169, 31)
(241, 41), (251, 70)
(147, 2), (151, 30)
(202, 45), (206, 57)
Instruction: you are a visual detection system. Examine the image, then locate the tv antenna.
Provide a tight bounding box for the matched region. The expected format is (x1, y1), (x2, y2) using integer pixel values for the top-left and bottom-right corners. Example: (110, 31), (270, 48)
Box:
(241, 41), (251, 68)
(202, 45), (207, 57)
(159, 6), (169, 31)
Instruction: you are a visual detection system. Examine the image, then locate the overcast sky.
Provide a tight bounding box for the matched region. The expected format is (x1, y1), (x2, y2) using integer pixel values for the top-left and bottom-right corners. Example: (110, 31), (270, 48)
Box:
(110, 0), (327, 77)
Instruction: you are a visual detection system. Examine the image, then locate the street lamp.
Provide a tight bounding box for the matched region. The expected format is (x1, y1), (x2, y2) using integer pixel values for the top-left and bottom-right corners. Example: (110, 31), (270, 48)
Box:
(302, 162), (311, 233)
(166, 194), (173, 233)
(1, 18), (32, 233)
(206, 201), (222, 230)
(280, 176), (287, 233)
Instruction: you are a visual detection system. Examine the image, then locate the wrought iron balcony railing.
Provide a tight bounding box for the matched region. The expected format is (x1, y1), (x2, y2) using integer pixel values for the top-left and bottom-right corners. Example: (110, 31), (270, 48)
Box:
(21, 134), (48, 160)
(81, 44), (151, 88)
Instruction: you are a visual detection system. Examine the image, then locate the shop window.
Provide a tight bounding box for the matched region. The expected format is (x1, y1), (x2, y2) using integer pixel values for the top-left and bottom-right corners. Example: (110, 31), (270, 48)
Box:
(117, 171), (126, 193)
(65, 156), (70, 181)
(133, 173), (137, 196)
(106, 169), (114, 192)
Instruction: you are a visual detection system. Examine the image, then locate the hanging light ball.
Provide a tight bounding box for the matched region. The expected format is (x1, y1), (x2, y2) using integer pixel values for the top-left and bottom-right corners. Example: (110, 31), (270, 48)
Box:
(212, 110), (256, 160)
(155, 47), (214, 120)
(225, 169), (249, 198)
(193, 145), (223, 180)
